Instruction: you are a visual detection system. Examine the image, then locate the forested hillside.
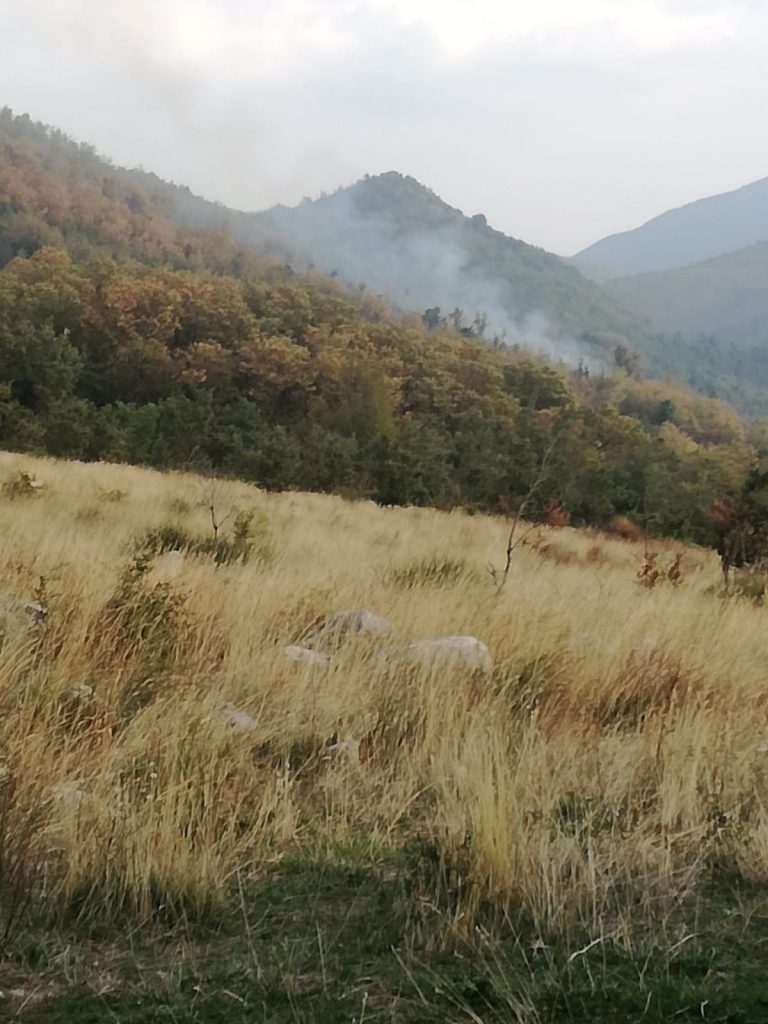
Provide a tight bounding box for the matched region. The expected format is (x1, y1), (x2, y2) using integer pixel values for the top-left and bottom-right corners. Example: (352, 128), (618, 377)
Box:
(243, 172), (647, 361)
(601, 244), (768, 410)
(0, 107), (765, 547)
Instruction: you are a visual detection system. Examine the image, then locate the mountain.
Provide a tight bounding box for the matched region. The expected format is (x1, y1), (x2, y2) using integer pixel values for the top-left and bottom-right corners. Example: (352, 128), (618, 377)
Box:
(604, 242), (768, 344)
(575, 176), (768, 278)
(0, 107), (645, 369)
(0, 106), (753, 537)
(246, 173), (640, 351)
(220, 172), (650, 366)
(133, 168), (648, 367)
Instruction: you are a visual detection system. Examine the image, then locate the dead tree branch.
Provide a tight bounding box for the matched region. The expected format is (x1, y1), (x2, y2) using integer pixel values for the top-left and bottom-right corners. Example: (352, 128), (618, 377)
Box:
(490, 431), (560, 592)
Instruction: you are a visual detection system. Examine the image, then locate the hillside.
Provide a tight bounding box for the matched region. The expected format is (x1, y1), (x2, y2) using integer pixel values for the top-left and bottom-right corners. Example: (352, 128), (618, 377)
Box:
(598, 244), (768, 413)
(115, 164), (652, 369)
(2, 108), (760, 539)
(3, 450), (768, 1021)
(0, 107), (646, 371)
(605, 242), (768, 342)
(242, 172), (645, 361)
(575, 175), (768, 278)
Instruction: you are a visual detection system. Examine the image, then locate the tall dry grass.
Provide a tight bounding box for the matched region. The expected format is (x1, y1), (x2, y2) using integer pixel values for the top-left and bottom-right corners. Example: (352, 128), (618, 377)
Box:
(0, 449), (765, 951)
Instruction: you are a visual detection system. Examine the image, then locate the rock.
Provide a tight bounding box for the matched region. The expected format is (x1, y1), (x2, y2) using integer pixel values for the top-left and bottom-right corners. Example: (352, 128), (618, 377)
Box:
(283, 645), (331, 666)
(66, 682), (95, 701)
(50, 782), (88, 811)
(566, 630), (593, 651)
(217, 701), (257, 732)
(151, 550), (185, 581)
(399, 635), (493, 673)
(22, 601), (46, 623)
(301, 609), (392, 651)
(324, 734), (361, 763)
(0, 595), (46, 632)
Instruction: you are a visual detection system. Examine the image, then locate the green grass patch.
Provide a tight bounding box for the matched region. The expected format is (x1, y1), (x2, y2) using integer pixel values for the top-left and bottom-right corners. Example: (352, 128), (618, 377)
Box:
(14, 853), (768, 1023)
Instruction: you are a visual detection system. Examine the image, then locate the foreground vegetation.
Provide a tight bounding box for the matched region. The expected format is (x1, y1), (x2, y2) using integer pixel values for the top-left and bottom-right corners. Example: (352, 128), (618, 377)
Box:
(1, 451), (768, 1020)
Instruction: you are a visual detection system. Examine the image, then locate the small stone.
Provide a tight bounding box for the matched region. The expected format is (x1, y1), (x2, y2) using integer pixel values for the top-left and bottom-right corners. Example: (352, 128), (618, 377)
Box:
(66, 682), (95, 701)
(283, 645), (331, 666)
(326, 735), (361, 763)
(218, 702), (257, 732)
(51, 783), (88, 811)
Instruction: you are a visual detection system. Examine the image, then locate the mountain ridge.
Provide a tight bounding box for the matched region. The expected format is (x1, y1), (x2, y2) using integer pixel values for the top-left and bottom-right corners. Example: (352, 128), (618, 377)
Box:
(575, 175), (768, 278)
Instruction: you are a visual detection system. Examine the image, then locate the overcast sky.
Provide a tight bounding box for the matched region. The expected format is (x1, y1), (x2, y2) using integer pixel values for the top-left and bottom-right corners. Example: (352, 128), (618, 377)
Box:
(2, 0), (767, 253)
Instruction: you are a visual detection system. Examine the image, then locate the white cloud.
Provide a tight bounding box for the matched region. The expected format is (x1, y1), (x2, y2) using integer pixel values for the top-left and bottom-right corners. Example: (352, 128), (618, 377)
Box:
(1, 0), (767, 251)
(379, 0), (734, 56)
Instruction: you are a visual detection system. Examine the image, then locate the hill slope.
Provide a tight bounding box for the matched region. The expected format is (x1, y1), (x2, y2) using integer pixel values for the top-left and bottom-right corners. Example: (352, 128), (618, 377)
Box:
(605, 241), (768, 343)
(4, 450), (768, 1021)
(575, 176), (768, 278)
(241, 172), (643, 360)
(0, 105), (758, 529)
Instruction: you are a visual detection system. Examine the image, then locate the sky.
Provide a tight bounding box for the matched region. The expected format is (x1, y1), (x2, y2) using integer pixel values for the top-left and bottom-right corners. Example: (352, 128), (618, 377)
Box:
(2, 0), (768, 254)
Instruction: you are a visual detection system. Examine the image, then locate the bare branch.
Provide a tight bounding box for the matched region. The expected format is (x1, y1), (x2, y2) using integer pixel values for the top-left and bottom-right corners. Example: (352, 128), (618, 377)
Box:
(491, 429), (561, 592)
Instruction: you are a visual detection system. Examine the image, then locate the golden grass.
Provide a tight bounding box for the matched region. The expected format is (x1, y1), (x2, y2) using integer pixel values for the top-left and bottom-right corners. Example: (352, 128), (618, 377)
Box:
(0, 449), (765, 946)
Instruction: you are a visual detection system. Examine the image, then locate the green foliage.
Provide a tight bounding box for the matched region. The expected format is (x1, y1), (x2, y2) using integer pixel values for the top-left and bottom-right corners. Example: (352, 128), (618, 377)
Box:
(138, 509), (273, 567)
(387, 553), (482, 588)
(730, 568), (768, 606)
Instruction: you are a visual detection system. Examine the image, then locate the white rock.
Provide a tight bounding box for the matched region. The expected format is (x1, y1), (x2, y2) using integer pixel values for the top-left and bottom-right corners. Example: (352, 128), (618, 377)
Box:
(218, 701), (257, 732)
(325, 734), (361, 763)
(566, 630), (593, 651)
(51, 782), (88, 811)
(0, 595), (46, 630)
(400, 635), (493, 673)
(283, 645), (331, 666)
(66, 682), (95, 701)
(301, 609), (392, 651)
(151, 550), (185, 581)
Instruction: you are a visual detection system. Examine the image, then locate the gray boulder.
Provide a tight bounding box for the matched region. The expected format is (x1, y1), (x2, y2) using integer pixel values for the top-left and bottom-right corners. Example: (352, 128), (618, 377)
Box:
(398, 635), (493, 673)
(283, 645), (331, 666)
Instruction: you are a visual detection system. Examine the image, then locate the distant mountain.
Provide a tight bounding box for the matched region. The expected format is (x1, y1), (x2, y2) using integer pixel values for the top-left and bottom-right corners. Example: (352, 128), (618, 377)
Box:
(575, 177), (768, 278)
(604, 242), (768, 344)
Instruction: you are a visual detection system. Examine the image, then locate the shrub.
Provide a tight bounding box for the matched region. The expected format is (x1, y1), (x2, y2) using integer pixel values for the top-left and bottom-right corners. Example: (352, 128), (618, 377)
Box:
(97, 488), (128, 504)
(1, 471), (45, 500)
(608, 515), (644, 542)
(387, 554), (481, 589)
(137, 508), (273, 567)
(731, 568), (768, 606)
(92, 557), (198, 717)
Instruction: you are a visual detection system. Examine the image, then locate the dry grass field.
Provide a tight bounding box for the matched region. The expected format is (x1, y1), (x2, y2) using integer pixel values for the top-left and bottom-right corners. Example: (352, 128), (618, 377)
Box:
(1, 450), (768, 1022)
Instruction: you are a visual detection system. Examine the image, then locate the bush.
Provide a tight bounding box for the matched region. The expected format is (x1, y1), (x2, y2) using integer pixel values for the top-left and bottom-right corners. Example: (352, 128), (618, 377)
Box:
(731, 568), (768, 606)
(1, 471), (45, 500)
(387, 554), (481, 589)
(137, 508), (273, 567)
(92, 557), (198, 718)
